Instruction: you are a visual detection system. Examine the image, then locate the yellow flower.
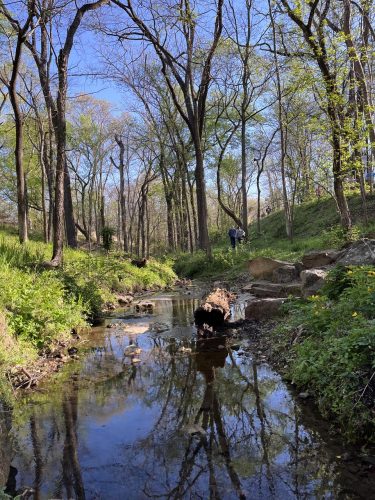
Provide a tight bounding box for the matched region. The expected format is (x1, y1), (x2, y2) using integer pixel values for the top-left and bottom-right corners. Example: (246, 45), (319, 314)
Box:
(352, 312), (358, 317)
(347, 270), (353, 275)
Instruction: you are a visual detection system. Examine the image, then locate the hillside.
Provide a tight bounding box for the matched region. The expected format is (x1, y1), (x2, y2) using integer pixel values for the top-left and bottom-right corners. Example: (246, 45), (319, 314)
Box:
(251, 193), (375, 240)
(175, 194), (375, 279)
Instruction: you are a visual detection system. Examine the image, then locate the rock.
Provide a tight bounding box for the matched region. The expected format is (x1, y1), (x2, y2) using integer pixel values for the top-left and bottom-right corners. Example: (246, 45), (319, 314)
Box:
(298, 391), (310, 399)
(301, 269), (327, 297)
(248, 257), (292, 280)
(134, 301), (154, 312)
(272, 265), (299, 283)
(149, 322), (169, 333)
(105, 302), (116, 310)
(67, 347), (78, 356)
(301, 250), (338, 268)
(117, 294), (133, 306)
(336, 239), (375, 265)
(247, 281), (302, 298)
(178, 346), (192, 354)
(245, 298), (286, 320)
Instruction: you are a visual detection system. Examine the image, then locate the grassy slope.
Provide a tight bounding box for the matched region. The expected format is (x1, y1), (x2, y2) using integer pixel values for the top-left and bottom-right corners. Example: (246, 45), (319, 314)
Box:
(175, 194), (375, 279)
(0, 228), (176, 386)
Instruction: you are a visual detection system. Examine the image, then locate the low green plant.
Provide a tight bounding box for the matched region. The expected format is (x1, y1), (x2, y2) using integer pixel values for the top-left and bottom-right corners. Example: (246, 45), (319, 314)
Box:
(276, 266), (375, 441)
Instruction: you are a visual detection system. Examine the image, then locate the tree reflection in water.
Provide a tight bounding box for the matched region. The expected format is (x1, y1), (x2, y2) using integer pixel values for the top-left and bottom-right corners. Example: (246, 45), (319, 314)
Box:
(3, 297), (373, 499)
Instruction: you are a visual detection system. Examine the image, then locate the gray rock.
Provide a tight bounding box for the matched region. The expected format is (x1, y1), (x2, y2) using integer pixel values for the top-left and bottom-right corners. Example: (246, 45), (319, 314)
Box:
(302, 250), (339, 268)
(298, 391), (310, 399)
(272, 264), (299, 283)
(134, 301), (154, 312)
(301, 269), (328, 297)
(248, 281), (301, 298)
(245, 298), (286, 320)
(117, 294), (133, 306)
(248, 257), (292, 280)
(336, 239), (375, 265)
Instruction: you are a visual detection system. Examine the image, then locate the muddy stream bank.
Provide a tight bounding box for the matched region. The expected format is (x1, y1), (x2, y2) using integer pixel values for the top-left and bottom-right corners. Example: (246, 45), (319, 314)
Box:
(1, 292), (374, 499)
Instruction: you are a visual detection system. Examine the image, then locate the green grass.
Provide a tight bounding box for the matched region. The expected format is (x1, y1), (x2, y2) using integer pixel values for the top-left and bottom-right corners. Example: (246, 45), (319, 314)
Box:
(174, 194), (375, 279)
(0, 229), (176, 385)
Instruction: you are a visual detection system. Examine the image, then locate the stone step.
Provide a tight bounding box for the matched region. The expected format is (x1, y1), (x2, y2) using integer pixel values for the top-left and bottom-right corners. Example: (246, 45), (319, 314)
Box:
(245, 298), (287, 320)
(242, 281), (302, 298)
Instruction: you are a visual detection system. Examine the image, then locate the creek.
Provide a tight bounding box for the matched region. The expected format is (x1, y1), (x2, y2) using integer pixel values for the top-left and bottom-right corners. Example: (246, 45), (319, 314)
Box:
(0, 292), (374, 499)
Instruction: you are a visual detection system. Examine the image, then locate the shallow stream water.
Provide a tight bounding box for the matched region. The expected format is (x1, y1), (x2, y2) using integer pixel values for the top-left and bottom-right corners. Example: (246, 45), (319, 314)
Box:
(1, 293), (375, 499)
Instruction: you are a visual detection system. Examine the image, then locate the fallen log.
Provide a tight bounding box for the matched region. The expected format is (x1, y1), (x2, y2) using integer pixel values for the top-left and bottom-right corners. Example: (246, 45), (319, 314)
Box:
(194, 288), (236, 327)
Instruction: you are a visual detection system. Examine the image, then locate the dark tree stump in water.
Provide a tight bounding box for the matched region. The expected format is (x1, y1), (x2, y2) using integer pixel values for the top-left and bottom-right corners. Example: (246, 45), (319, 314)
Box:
(194, 288), (236, 326)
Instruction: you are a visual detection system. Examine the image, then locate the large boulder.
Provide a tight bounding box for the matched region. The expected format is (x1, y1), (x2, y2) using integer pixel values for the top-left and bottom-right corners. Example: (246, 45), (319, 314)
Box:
(336, 239), (375, 266)
(272, 264), (299, 283)
(301, 269), (328, 297)
(301, 250), (338, 268)
(248, 257), (291, 280)
(245, 298), (286, 320)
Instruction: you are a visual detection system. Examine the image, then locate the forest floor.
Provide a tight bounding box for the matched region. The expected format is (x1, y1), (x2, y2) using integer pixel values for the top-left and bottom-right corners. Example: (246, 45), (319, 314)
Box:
(0, 227), (176, 395)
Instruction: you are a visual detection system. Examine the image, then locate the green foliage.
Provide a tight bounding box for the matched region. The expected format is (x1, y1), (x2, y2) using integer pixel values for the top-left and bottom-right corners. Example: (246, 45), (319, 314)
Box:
(0, 264), (86, 349)
(0, 229), (176, 377)
(101, 226), (115, 252)
(276, 266), (375, 441)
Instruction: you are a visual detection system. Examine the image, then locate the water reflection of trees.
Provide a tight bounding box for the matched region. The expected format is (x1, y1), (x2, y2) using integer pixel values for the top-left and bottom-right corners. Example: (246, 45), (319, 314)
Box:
(5, 307), (367, 499)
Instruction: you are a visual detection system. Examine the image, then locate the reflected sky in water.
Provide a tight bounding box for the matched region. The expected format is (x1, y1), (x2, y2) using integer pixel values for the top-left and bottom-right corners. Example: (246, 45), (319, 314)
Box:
(1, 294), (374, 499)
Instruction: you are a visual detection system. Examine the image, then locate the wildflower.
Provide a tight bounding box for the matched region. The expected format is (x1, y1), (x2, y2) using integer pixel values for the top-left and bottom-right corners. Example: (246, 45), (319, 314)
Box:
(352, 312), (358, 317)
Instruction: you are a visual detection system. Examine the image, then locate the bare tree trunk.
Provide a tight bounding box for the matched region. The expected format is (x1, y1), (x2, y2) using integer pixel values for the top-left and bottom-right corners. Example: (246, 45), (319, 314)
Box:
(64, 163), (77, 248)
(5, 21), (33, 243)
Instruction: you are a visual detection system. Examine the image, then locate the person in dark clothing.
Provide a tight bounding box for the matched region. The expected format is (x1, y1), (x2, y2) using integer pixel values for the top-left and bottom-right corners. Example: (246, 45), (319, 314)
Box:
(228, 227), (237, 249)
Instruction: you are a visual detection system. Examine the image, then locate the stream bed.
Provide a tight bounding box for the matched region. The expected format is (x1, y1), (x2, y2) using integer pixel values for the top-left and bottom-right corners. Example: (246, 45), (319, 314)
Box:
(1, 293), (375, 499)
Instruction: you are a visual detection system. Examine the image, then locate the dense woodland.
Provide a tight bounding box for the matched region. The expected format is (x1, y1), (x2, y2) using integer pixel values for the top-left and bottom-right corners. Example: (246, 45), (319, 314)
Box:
(0, 0), (374, 262)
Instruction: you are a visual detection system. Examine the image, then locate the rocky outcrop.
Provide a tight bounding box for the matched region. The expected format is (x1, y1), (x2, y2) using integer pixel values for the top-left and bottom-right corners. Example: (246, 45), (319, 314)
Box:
(301, 250), (338, 268)
(336, 239), (375, 265)
(245, 298), (286, 320)
(272, 264), (299, 283)
(248, 257), (291, 280)
(301, 269), (328, 297)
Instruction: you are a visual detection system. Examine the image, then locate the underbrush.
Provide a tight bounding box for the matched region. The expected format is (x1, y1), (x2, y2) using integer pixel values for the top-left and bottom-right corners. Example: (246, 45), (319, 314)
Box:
(0, 230), (176, 378)
(274, 266), (375, 442)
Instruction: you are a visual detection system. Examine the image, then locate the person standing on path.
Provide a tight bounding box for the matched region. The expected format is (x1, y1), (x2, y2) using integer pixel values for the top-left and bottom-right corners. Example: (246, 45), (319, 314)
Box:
(228, 227), (237, 249)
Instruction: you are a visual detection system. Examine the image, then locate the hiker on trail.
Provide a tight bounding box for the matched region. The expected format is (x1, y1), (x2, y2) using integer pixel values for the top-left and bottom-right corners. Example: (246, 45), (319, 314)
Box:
(236, 227), (245, 244)
(228, 227), (237, 249)
(266, 205), (272, 216)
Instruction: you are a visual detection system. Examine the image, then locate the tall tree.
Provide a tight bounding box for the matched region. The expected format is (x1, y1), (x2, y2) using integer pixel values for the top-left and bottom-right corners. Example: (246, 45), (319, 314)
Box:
(109, 0), (225, 255)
